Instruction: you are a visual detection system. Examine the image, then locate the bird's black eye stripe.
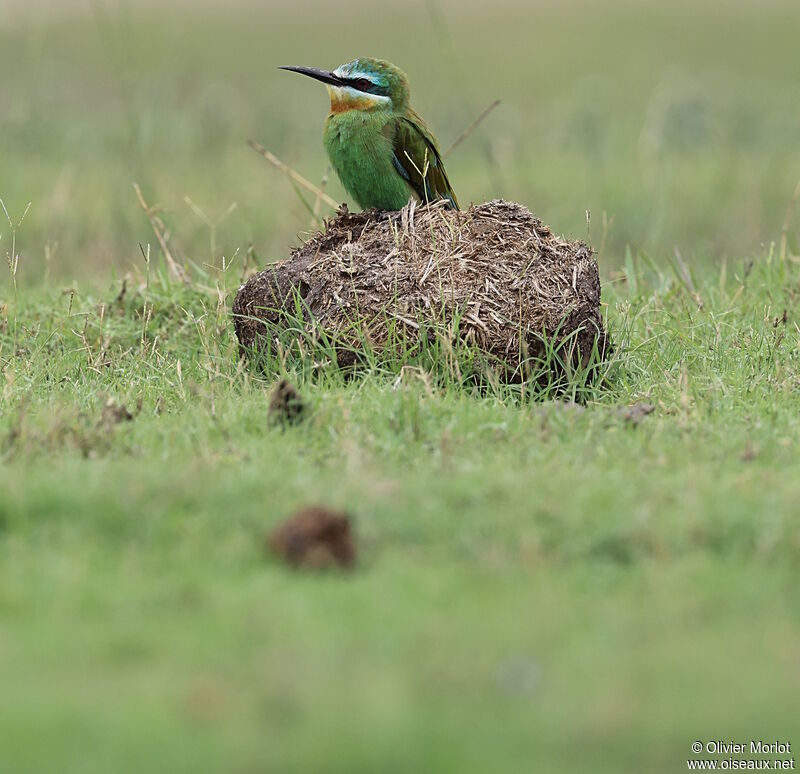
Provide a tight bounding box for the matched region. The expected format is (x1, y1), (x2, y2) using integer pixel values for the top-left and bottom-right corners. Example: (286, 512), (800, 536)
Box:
(347, 77), (389, 97)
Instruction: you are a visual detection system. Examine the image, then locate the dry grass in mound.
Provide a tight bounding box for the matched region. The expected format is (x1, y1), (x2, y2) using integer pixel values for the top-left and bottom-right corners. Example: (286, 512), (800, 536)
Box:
(233, 199), (608, 384)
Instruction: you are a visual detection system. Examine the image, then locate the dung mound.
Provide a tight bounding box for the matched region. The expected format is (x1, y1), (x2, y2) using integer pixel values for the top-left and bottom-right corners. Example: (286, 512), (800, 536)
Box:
(233, 199), (608, 383)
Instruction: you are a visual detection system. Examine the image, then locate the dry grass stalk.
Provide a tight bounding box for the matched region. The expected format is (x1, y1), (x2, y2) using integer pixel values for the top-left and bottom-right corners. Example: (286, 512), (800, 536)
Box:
(132, 183), (189, 282)
(247, 140), (339, 210)
(443, 99), (500, 158)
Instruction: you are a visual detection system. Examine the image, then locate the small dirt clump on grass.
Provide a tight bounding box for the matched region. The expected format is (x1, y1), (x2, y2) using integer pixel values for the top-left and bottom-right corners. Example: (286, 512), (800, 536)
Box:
(267, 506), (356, 570)
(621, 403), (655, 425)
(100, 398), (135, 428)
(233, 199), (608, 384)
(268, 379), (306, 425)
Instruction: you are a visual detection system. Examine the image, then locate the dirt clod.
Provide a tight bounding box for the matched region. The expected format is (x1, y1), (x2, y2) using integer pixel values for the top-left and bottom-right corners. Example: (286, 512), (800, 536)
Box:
(622, 403), (655, 424)
(268, 379), (305, 425)
(267, 506), (356, 570)
(101, 398), (134, 427)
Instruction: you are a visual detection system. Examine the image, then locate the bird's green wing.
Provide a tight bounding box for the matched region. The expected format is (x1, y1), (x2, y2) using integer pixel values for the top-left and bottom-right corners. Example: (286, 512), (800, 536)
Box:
(385, 112), (459, 210)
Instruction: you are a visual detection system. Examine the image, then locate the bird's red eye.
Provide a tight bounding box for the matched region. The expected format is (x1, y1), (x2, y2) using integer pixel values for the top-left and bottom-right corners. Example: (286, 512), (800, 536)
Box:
(355, 78), (372, 91)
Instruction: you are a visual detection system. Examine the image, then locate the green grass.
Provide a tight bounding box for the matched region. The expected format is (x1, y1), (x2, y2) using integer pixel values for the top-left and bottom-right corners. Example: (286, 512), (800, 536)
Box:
(2, 1), (800, 771)
(2, 250), (799, 772)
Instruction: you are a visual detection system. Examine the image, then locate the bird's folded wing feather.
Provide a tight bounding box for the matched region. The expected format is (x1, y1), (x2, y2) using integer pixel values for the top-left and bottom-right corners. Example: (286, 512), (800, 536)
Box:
(385, 113), (459, 209)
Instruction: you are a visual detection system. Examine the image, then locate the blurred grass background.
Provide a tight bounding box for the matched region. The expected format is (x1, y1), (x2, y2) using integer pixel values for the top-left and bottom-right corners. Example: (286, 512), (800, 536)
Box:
(2, 0), (800, 283)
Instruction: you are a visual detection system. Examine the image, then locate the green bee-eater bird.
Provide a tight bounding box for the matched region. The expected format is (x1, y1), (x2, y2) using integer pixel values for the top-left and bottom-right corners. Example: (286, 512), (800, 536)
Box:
(280, 58), (459, 211)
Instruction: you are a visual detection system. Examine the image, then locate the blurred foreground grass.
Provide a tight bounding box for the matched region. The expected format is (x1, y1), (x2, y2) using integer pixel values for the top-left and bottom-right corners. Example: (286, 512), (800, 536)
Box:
(2, 0), (800, 283)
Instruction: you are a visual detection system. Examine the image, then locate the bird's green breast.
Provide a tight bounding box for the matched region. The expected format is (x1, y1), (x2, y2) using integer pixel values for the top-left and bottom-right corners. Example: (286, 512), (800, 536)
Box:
(323, 110), (412, 210)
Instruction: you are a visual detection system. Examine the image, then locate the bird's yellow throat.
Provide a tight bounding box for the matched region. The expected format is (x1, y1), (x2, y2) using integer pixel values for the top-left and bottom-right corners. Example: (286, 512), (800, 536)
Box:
(326, 85), (390, 114)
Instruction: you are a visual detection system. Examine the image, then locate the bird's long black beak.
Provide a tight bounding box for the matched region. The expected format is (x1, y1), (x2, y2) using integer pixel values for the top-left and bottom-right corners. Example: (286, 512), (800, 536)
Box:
(279, 66), (344, 87)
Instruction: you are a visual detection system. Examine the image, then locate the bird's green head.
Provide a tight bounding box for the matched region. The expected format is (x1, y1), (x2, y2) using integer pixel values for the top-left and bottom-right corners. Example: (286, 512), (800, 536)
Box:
(280, 58), (410, 114)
